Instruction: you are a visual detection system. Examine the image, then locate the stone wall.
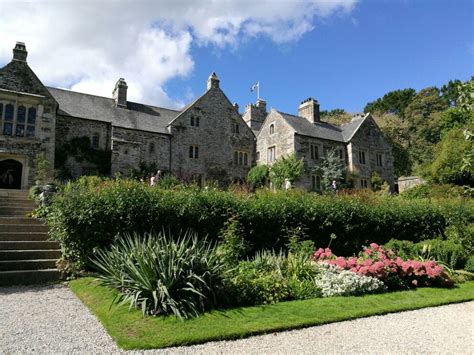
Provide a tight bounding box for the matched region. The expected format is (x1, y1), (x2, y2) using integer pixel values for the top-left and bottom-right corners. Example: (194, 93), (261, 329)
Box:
(347, 117), (394, 188)
(397, 176), (425, 193)
(169, 86), (255, 184)
(111, 126), (170, 177)
(256, 110), (295, 165)
(0, 90), (56, 188)
(55, 115), (110, 177)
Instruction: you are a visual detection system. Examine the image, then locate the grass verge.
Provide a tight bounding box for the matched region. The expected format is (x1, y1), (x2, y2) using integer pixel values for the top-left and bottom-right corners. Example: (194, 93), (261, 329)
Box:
(69, 278), (474, 350)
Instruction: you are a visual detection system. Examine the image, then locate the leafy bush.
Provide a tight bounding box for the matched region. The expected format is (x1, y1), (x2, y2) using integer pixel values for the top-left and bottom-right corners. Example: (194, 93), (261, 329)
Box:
(47, 177), (473, 269)
(247, 165), (269, 189)
(315, 264), (386, 297)
(465, 256), (474, 273)
(225, 250), (320, 305)
(269, 154), (304, 189)
(400, 183), (471, 199)
(91, 231), (224, 319)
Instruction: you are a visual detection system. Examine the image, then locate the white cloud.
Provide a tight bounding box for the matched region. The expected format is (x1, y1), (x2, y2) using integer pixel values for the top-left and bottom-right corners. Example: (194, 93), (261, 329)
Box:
(0, 0), (357, 107)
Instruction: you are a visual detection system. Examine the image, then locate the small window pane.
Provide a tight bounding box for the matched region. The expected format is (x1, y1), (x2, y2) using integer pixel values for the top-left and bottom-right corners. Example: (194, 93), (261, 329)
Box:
(3, 122), (13, 135)
(189, 146), (194, 158)
(234, 152), (238, 165)
(16, 124), (25, 137)
(28, 107), (36, 124)
(17, 106), (26, 123)
(196, 117), (200, 127)
(91, 134), (99, 149)
(195, 147), (199, 159)
(238, 152), (243, 165)
(190, 116), (194, 126)
(244, 153), (248, 166)
(26, 125), (35, 137)
(5, 104), (14, 121)
(0, 103), (3, 119)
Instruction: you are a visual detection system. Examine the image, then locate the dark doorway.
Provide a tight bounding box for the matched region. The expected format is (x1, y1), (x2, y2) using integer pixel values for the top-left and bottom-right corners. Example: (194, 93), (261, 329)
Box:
(0, 159), (22, 189)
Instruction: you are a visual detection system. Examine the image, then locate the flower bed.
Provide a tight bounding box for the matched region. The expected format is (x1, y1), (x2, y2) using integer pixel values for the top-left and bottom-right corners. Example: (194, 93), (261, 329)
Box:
(312, 243), (453, 289)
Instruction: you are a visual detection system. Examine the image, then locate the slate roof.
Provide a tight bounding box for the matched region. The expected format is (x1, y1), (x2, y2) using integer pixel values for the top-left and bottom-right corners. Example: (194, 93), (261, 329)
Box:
(47, 87), (181, 134)
(276, 110), (368, 143)
(0, 61), (54, 98)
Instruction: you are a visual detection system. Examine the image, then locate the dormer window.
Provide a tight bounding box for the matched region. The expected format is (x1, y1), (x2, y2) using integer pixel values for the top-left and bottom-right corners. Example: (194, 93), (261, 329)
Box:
(269, 123), (275, 135)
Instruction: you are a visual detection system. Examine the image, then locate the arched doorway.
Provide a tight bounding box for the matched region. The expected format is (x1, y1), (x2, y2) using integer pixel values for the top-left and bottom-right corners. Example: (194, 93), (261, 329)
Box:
(0, 159), (23, 189)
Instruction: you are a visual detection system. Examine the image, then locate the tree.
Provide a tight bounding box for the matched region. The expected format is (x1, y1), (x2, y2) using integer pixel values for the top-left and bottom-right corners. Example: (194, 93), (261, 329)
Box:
(247, 165), (269, 189)
(441, 79), (463, 107)
(404, 87), (448, 120)
(364, 88), (416, 117)
(428, 127), (473, 186)
(269, 154), (304, 189)
(317, 149), (346, 190)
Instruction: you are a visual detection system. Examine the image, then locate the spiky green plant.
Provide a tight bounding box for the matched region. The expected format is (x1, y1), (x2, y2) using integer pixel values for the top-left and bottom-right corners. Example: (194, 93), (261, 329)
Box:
(91, 231), (224, 319)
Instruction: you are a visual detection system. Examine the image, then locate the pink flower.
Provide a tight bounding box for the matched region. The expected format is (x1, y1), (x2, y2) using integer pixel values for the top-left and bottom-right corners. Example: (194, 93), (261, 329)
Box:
(411, 279), (418, 287)
(370, 243), (380, 250)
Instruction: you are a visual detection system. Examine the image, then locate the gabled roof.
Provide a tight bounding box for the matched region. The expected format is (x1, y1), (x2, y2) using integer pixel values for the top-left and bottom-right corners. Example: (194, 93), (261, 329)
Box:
(340, 113), (370, 141)
(276, 110), (345, 142)
(0, 60), (55, 99)
(275, 110), (370, 143)
(47, 87), (181, 134)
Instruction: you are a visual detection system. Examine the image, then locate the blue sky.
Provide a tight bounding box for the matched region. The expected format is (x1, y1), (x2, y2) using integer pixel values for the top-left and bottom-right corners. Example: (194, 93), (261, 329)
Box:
(0, 0), (472, 113)
(168, 0), (474, 113)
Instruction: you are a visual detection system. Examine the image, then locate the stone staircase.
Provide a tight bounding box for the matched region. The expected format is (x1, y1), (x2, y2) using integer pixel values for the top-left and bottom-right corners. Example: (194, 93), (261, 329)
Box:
(0, 189), (61, 286)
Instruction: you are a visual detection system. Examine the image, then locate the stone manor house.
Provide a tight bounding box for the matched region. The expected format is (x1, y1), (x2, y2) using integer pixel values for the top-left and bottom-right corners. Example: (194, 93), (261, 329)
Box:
(0, 42), (394, 191)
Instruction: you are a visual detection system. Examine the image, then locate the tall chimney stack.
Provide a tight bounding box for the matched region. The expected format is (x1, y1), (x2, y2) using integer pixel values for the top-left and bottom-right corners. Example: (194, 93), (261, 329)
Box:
(298, 97), (320, 123)
(207, 72), (220, 90)
(113, 78), (128, 108)
(13, 42), (28, 62)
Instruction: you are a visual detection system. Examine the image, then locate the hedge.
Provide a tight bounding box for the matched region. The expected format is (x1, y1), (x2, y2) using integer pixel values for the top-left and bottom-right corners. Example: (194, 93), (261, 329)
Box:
(46, 178), (473, 268)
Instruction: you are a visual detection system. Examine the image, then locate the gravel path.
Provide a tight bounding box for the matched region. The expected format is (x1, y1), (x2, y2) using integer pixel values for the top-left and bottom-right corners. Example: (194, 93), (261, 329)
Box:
(0, 284), (472, 354)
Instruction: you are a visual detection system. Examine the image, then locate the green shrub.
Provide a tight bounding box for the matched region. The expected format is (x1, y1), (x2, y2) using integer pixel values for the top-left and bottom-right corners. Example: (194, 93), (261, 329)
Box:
(92, 231), (224, 319)
(384, 239), (417, 260)
(400, 183), (471, 199)
(47, 177), (473, 269)
(465, 256), (474, 273)
(247, 165), (269, 189)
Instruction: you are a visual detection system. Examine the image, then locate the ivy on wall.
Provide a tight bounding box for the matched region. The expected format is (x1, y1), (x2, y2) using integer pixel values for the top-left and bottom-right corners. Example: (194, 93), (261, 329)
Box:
(55, 137), (111, 179)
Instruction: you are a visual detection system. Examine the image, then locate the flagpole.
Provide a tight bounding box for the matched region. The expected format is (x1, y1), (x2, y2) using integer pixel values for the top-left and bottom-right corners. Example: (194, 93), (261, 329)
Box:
(257, 81), (260, 100)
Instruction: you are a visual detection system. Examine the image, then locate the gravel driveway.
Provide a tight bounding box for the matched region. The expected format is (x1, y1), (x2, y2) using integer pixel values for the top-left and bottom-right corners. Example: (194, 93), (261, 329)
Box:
(0, 283), (472, 354)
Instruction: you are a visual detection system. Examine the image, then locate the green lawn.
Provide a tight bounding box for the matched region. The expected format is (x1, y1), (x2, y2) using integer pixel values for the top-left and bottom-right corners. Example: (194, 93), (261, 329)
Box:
(69, 278), (474, 350)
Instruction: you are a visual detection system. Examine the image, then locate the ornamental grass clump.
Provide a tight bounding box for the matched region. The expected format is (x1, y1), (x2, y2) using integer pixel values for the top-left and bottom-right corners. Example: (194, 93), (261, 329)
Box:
(312, 243), (453, 289)
(91, 231), (225, 319)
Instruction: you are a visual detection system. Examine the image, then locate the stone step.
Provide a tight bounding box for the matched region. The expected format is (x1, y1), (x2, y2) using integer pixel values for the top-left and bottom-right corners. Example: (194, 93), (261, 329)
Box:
(0, 209), (33, 217)
(0, 190), (30, 199)
(0, 241), (59, 250)
(0, 201), (37, 208)
(0, 217), (43, 225)
(0, 269), (60, 286)
(0, 249), (61, 260)
(0, 224), (49, 233)
(0, 259), (57, 271)
(0, 232), (49, 241)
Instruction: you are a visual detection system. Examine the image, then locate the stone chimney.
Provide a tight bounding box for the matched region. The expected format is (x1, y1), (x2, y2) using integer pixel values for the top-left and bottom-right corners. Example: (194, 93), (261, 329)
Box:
(207, 72), (220, 90)
(243, 98), (267, 131)
(233, 102), (239, 113)
(113, 78), (128, 108)
(13, 42), (28, 62)
(298, 97), (320, 123)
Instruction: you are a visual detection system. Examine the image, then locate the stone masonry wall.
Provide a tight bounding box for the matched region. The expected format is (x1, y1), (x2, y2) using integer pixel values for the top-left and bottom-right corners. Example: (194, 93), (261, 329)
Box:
(169, 87), (255, 184)
(111, 126), (170, 177)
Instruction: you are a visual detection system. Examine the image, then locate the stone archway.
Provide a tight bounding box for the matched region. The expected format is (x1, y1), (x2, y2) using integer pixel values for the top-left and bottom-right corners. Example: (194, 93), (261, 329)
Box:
(0, 159), (23, 189)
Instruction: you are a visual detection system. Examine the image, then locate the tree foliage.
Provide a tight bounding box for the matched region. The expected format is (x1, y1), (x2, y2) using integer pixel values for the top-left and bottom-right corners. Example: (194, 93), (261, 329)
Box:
(247, 165), (269, 188)
(364, 89), (416, 117)
(269, 154), (304, 189)
(317, 149), (346, 190)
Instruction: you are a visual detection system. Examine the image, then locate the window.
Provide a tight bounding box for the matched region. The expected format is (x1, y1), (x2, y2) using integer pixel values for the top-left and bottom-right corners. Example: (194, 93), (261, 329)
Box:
(376, 153), (383, 167)
(231, 121), (239, 134)
(234, 151), (249, 166)
(360, 179), (368, 189)
(267, 146), (276, 164)
(1, 103), (37, 138)
(26, 107), (36, 137)
(91, 133), (100, 149)
(3, 104), (14, 136)
(256, 151), (260, 161)
(358, 151), (366, 165)
(310, 144), (319, 160)
(149, 142), (155, 154)
(189, 145), (199, 159)
(311, 175), (321, 191)
(269, 123), (275, 135)
(16, 105), (26, 137)
(190, 116), (200, 127)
